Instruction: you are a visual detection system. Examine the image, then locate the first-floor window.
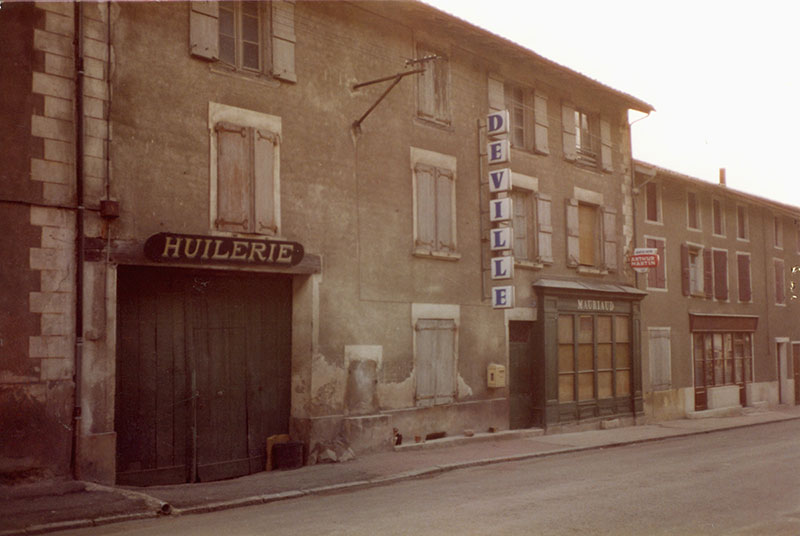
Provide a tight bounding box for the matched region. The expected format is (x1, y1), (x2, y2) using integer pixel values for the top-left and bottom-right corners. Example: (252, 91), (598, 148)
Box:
(713, 249), (729, 301)
(412, 149), (457, 258)
(558, 314), (630, 403)
(566, 199), (616, 272)
(646, 237), (666, 290)
(415, 319), (456, 407)
(648, 328), (672, 391)
(775, 258), (786, 304)
(737, 253), (752, 302)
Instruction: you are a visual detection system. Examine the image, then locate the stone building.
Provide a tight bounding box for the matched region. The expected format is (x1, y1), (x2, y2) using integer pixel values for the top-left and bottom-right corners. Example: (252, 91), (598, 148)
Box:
(1, 1), (652, 485)
(634, 162), (800, 420)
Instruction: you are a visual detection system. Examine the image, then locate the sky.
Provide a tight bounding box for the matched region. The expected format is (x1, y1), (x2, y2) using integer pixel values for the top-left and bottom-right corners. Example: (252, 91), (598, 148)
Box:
(425, 0), (800, 206)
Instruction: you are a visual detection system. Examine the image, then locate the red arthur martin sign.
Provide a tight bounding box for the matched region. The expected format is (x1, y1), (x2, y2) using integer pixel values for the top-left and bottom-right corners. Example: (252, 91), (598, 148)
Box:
(144, 232), (304, 267)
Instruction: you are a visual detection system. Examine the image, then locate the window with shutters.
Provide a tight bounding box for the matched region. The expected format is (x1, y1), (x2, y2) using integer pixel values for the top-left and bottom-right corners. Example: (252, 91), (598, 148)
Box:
(411, 148), (457, 259)
(510, 186), (553, 267)
(190, 1), (296, 83)
(209, 102), (280, 236)
(737, 253), (752, 303)
(565, 197), (617, 273)
(712, 198), (725, 237)
(648, 328), (672, 391)
(561, 104), (612, 172)
(493, 82), (550, 155)
(681, 243), (707, 298)
(736, 205), (749, 241)
(414, 318), (456, 407)
(416, 43), (450, 126)
(645, 182), (661, 223)
(712, 249), (729, 301)
(775, 258), (786, 305)
(774, 216), (784, 249)
(645, 237), (666, 290)
(687, 191), (701, 231)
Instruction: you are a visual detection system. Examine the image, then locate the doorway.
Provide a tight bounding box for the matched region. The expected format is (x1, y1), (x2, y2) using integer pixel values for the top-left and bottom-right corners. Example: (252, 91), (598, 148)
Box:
(509, 321), (538, 429)
(793, 342), (800, 405)
(777, 339), (790, 404)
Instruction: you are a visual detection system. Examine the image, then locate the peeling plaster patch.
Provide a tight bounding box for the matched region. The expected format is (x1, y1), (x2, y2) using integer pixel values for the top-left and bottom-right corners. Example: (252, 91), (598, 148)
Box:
(457, 374), (473, 398)
(376, 370), (415, 410)
(310, 353), (345, 414)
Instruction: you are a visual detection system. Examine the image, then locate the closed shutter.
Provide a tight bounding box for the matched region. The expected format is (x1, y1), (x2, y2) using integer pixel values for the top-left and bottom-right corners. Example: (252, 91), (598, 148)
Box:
(565, 198), (580, 266)
(562, 103), (577, 161)
(415, 319), (456, 407)
(578, 204), (596, 266)
(703, 249), (713, 299)
(488, 76), (504, 112)
(681, 244), (690, 296)
(776, 259), (786, 304)
(600, 117), (613, 172)
(536, 193), (553, 264)
(738, 254), (751, 302)
(271, 1), (296, 82)
(216, 122), (252, 232)
(512, 191), (529, 260)
(603, 207), (617, 272)
(415, 164), (436, 250)
(648, 328), (672, 391)
(436, 169), (455, 252)
(713, 250), (728, 301)
(533, 91), (550, 155)
(190, 2), (219, 61)
(253, 129), (278, 234)
(417, 46), (436, 120)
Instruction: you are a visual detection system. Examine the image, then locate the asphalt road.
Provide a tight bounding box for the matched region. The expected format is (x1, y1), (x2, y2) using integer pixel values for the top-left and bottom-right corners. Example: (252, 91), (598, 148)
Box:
(54, 420), (800, 535)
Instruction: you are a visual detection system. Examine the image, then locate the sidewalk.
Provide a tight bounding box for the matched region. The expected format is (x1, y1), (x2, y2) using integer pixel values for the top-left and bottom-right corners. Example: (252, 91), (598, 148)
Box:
(3, 405), (800, 536)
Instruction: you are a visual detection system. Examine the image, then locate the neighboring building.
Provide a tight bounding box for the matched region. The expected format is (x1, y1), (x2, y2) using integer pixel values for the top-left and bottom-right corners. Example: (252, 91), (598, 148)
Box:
(634, 162), (800, 420)
(1, 1), (653, 485)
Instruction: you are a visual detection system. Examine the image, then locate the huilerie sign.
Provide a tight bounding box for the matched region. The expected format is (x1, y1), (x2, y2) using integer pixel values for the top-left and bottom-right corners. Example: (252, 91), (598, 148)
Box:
(144, 232), (304, 267)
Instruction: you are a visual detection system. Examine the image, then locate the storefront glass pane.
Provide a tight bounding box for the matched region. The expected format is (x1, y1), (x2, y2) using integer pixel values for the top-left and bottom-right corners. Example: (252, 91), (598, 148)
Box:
(598, 316), (612, 343)
(578, 316), (593, 343)
(559, 374), (575, 402)
(578, 344), (593, 371)
(615, 316), (629, 342)
(713, 334), (723, 386)
(578, 372), (594, 400)
(616, 343), (630, 369)
(598, 343), (612, 369)
(598, 371), (613, 398)
(616, 370), (630, 395)
(558, 315), (573, 343)
(558, 344), (574, 372)
(735, 358), (743, 383)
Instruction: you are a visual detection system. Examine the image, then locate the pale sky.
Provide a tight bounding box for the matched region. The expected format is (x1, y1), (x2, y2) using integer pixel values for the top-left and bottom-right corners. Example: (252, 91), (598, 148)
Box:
(425, 0), (800, 206)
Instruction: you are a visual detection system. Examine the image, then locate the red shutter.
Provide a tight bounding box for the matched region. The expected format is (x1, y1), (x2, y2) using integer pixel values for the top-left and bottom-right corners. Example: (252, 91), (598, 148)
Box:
(647, 238), (657, 288)
(713, 250), (728, 301)
(738, 254), (751, 302)
(216, 122), (252, 232)
(703, 249), (713, 299)
(680, 244), (690, 296)
(775, 259), (786, 304)
(656, 240), (666, 288)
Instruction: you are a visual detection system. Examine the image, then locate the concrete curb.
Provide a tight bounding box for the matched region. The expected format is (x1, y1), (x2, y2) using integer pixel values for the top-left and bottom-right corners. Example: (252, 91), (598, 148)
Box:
(4, 413), (799, 536)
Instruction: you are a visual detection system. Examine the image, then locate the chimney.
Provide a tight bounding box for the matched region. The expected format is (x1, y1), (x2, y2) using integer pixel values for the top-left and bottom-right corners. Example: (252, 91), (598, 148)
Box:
(719, 168), (726, 186)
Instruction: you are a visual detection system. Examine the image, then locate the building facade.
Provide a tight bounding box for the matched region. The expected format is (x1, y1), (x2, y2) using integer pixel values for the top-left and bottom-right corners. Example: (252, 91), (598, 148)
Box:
(634, 163), (800, 420)
(1, 1), (652, 485)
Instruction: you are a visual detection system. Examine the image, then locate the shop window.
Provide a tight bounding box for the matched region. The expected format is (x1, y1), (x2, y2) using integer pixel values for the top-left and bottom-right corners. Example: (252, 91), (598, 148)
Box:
(648, 328), (672, 391)
(415, 318), (456, 407)
(411, 148), (457, 259)
(645, 237), (666, 290)
(561, 103), (612, 172)
(687, 191), (700, 230)
(209, 103), (281, 235)
(565, 199), (617, 272)
(645, 182), (661, 223)
(737, 205), (749, 241)
(190, 1), (296, 82)
(693, 332), (752, 389)
(416, 43), (450, 126)
(712, 198), (725, 236)
(775, 258), (786, 305)
(737, 253), (752, 303)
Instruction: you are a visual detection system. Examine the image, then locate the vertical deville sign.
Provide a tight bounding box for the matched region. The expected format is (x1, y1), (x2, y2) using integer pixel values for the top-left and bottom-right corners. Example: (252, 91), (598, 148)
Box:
(487, 111), (515, 309)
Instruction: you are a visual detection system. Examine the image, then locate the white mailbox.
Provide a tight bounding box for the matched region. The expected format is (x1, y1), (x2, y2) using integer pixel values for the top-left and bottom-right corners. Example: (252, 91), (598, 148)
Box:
(487, 363), (506, 388)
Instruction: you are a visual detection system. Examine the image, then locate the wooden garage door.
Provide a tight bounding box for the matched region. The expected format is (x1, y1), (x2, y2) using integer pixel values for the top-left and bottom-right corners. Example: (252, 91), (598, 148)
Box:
(115, 266), (291, 485)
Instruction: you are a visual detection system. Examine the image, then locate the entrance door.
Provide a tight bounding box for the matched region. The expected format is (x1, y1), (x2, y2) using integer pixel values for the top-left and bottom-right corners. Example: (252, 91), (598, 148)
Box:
(509, 321), (538, 429)
(777, 340), (790, 404)
(115, 266), (292, 485)
(794, 343), (800, 405)
(693, 333), (708, 411)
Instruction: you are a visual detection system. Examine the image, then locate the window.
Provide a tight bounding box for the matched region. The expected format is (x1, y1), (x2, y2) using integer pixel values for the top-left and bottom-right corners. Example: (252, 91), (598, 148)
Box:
(774, 216), (784, 249)
(488, 78), (549, 154)
(209, 102), (280, 235)
(416, 44), (450, 126)
(413, 304), (458, 407)
(713, 249), (729, 301)
(693, 332), (752, 392)
(645, 182), (661, 223)
(648, 328), (672, 391)
(737, 253), (752, 303)
(681, 243), (709, 298)
(558, 314), (631, 403)
(190, 1), (296, 82)
(561, 103), (612, 171)
(712, 198), (725, 236)
(775, 258), (786, 305)
(411, 148), (457, 258)
(510, 186), (553, 266)
(687, 191), (700, 230)
(737, 205), (749, 241)
(645, 237), (666, 290)
(565, 197), (617, 272)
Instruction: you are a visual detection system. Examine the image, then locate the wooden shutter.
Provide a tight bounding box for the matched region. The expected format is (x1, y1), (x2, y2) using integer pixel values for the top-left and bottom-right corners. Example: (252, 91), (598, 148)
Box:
(415, 164), (436, 250)
(533, 91), (549, 155)
(512, 191), (529, 260)
(190, 2), (219, 61)
(680, 244), (690, 296)
(565, 198), (579, 266)
(417, 46), (436, 120)
(602, 207), (617, 272)
(415, 320), (436, 407)
(703, 249), (713, 299)
(272, 0), (297, 82)
(488, 76), (504, 112)
(436, 169), (455, 252)
(600, 117), (613, 172)
(713, 249), (728, 301)
(648, 328), (672, 390)
(775, 259), (786, 304)
(434, 319), (456, 405)
(536, 193), (553, 264)
(562, 104), (577, 161)
(216, 122), (252, 232)
(415, 319), (456, 406)
(738, 254), (751, 302)
(253, 129), (278, 235)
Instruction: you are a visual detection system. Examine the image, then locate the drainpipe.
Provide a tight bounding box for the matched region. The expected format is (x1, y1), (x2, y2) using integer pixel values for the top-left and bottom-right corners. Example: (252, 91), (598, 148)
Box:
(628, 111), (651, 289)
(72, 0), (85, 481)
